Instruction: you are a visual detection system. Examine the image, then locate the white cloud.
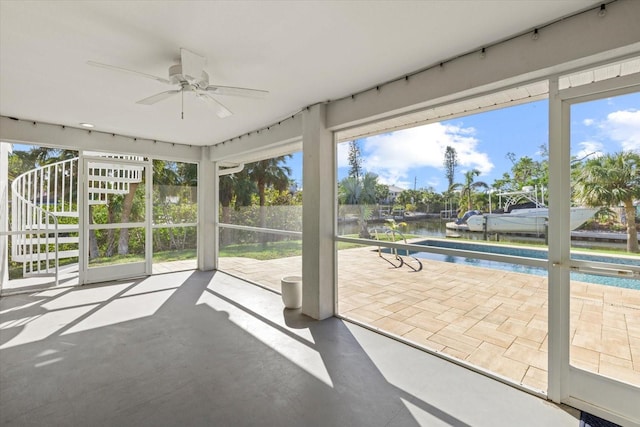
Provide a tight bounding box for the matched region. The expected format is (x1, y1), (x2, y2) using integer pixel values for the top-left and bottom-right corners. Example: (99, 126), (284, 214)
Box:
(353, 123), (493, 186)
(395, 180), (411, 189)
(574, 141), (604, 161)
(603, 109), (640, 152)
(583, 118), (594, 126)
(337, 141), (350, 168)
(425, 177), (441, 190)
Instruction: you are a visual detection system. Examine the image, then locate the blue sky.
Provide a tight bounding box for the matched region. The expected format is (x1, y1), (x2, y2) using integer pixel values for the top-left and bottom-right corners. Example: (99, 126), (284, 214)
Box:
(287, 92), (639, 192)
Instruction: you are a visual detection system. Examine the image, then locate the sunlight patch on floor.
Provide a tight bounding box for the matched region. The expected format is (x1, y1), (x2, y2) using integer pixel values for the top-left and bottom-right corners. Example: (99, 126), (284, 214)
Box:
(196, 289), (334, 388)
(62, 289), (176, 335)
(122, 271), (192, 297)
(0, 304), (99, 349)
(42, 283), (131, 310)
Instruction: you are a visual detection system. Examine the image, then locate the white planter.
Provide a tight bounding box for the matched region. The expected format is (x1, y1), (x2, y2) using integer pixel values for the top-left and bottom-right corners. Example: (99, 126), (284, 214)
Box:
(281, 275), (302, 309)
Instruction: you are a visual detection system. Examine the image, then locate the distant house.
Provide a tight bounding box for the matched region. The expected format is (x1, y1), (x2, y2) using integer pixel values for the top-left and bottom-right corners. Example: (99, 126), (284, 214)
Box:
(386, 185), (405, 204)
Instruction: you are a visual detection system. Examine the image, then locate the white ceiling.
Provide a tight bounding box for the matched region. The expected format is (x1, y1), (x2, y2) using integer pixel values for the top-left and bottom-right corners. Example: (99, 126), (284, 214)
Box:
(0, 1), (600, 147)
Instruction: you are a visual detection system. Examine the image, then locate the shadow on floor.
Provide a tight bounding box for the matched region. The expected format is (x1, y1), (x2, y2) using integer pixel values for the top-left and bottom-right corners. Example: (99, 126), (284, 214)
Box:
(0, 270), (480, 426)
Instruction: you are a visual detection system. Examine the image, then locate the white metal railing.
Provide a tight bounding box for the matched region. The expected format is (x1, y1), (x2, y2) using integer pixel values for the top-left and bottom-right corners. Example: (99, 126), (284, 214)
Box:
(0, 184), (8, 288)
(10, 159), (76, 281)
(12, 157), (78, 217)
(1, 184), (6, 234)
(10, 154), (145, 282)
(85, 153), (144, 206)
(11, 212), (61, 283)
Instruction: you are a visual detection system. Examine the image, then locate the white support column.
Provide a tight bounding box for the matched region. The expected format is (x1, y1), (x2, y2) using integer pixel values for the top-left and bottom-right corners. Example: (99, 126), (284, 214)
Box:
(145, 159), (153, 276)
(302, 104), (335, 320)
(198, 147), (217, 271)
(78, 154), (87, 284)
(547, 76), (571, 403)
(0, 142), (11, 288)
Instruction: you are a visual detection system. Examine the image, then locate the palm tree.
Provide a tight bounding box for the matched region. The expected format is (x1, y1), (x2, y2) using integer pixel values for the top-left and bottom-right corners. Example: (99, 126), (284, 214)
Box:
(573, 151), (640, 253)
(177, 162), (198, 202)
(451, 169), (488, 212)
(339, 172), (378, 238)
(248, 157), (292, 208)
(219, 169), (256, 245)
(219, 174), (236, 247)
(247, 156), (291, 242)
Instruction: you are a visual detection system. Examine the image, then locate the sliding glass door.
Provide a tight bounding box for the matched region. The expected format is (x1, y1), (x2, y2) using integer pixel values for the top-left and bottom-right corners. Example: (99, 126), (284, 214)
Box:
(555, 77), (640, 424)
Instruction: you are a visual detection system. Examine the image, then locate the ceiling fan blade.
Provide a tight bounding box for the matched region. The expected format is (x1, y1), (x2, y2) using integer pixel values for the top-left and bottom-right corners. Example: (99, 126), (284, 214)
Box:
(180, 48), (205, 81)
(136, 90), (181, 105)
(197, 93), (233, 118)
(87, 60), (171, 85)
(206, 85), (269, 98)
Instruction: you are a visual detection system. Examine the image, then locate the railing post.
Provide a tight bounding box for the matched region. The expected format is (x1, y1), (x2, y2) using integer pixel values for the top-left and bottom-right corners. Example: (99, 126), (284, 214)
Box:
(483, 217), (488, 241)
(545, 220), (549, 245)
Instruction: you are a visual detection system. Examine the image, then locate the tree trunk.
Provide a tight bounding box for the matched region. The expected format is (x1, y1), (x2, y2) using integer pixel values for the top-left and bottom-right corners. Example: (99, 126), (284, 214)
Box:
(118, 182), (139, 255)
(258, 182), (267, 243)
(624, 200), (638, 253)
(221, 203), (231, 246)
(358, 205), (371, 239)
(88, 207), (99, 259)
(105, 204), (117, 257)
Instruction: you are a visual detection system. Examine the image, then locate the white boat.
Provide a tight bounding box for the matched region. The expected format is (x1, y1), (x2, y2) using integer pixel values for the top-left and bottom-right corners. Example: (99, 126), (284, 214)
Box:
(447, 186), (598, 234)
(464, 206), (598, 233)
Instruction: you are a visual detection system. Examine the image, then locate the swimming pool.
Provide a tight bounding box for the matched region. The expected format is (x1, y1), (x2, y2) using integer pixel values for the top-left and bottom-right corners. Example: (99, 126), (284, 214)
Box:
(404, 239), (640, 290)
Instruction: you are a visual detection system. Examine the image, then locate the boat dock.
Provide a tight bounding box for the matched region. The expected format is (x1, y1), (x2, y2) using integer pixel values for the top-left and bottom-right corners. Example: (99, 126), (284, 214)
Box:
(445, 228), (635, 246)
(570, 230), (633, 243)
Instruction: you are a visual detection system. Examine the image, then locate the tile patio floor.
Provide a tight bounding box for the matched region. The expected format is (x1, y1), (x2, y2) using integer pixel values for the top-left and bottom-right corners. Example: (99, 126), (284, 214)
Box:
(218, 245), (640, 393)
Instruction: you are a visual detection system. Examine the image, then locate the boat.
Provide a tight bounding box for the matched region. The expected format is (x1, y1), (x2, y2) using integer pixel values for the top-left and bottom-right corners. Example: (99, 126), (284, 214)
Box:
(446, 186), (598, 234)
(464, 206), (598, 233)
(445, 209), (481, 231)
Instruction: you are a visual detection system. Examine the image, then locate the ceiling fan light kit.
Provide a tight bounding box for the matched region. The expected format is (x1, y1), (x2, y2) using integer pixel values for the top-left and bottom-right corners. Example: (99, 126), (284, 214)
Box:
(88, 48), (268, 119)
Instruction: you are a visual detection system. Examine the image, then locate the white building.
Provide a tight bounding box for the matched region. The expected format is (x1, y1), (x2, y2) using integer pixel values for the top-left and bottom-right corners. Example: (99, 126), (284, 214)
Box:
(386, 185), (406, 204)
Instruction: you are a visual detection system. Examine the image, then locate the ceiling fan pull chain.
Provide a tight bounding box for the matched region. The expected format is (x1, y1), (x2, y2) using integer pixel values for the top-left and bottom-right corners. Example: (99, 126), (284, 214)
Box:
(181, 90), (184, 120)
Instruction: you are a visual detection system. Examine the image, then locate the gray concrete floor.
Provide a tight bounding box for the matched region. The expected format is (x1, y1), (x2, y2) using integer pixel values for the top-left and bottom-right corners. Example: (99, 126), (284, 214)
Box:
(0, 270), (580, 426)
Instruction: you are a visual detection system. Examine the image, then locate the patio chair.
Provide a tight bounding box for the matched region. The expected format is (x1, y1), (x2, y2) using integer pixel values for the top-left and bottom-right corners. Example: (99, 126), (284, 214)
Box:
(372, 227), (423, 272)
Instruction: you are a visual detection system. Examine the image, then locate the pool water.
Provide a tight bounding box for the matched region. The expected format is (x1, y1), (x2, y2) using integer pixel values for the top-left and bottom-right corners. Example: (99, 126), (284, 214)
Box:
(404, 239), (640, 290)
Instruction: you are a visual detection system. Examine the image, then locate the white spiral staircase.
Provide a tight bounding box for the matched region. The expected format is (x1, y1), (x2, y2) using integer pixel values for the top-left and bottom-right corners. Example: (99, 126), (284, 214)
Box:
(10, 153), (144, 284)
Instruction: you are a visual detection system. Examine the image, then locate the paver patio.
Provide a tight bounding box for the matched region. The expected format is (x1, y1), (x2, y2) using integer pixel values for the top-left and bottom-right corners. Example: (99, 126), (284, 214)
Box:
(218, 245), (640, 393)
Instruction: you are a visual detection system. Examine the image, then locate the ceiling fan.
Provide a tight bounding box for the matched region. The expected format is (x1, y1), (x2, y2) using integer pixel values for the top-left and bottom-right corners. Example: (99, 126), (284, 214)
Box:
(87, 48), (268, 119)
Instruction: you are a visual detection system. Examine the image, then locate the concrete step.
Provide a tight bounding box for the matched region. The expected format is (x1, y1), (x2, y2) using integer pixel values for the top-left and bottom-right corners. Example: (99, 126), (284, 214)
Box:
(12, 249), (79, 262)
(23, 271), (57, 277)
(87, 175), (142, 184)
(18, 236), (80, 246)
(22, 223), (79, 232)
(17, 236), (78, 245)
(88, 188), (131, 195)
(50, 211), (79, 218)
(56, 237), (79, 244)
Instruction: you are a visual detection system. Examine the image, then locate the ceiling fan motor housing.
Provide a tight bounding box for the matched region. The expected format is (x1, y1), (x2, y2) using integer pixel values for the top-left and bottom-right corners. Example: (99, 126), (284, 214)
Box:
(168, 64), (209, 87)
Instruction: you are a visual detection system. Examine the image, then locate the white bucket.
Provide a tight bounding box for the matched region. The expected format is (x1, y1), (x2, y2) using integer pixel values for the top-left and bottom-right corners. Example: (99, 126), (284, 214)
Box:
(281, 275), (302, 309)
